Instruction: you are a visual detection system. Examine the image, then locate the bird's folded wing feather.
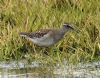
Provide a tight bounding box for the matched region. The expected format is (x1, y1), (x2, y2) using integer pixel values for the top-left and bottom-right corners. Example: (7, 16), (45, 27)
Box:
(20, 29), (53, 39)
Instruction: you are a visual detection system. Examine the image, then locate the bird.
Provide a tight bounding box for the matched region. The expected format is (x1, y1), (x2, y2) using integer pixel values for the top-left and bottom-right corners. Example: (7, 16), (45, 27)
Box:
(19, 23), (74, 47)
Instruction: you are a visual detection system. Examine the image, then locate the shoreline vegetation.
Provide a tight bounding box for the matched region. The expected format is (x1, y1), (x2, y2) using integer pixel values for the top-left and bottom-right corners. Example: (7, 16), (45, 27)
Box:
(0, 0), (100, 64)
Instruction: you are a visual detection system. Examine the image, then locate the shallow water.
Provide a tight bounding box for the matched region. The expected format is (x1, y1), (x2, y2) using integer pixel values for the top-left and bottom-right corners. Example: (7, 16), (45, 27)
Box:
(0, 60), (100, 78)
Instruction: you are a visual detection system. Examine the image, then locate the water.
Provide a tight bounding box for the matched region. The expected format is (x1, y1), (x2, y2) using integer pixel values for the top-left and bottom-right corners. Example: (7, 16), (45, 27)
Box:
(0, 60), (100, 78)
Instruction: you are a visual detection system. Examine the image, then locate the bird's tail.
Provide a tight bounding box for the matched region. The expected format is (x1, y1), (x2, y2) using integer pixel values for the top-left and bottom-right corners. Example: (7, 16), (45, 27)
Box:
(19, 32), (29, 37)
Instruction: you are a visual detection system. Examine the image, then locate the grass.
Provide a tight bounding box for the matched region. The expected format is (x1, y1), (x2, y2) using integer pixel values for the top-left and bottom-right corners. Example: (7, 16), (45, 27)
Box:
(0, 0), (100, 64)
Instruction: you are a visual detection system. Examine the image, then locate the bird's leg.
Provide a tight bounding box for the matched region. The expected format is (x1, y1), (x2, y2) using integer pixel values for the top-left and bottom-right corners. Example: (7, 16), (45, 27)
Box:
(32, 45), (37, 54)
(39, 47), (49, 55)
(43, 47), (49, 55)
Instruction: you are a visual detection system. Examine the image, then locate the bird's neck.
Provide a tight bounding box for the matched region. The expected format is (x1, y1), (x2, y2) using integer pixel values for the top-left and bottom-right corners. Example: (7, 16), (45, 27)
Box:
(60, 27), (67, 34)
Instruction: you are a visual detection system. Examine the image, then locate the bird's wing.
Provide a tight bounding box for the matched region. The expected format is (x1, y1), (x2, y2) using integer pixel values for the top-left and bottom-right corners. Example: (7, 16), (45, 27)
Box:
(20, 29), (53, 39)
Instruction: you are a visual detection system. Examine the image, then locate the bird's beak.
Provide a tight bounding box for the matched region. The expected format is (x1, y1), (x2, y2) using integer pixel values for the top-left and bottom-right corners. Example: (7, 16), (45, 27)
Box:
(69, 26), (74, 30)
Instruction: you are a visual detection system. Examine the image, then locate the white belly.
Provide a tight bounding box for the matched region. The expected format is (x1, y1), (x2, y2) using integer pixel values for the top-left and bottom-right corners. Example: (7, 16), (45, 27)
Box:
(28, 37), (54, 47)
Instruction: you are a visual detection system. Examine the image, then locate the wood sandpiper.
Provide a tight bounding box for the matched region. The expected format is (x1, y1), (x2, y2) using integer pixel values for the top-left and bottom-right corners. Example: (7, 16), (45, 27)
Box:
(19, 23), (74, 47)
